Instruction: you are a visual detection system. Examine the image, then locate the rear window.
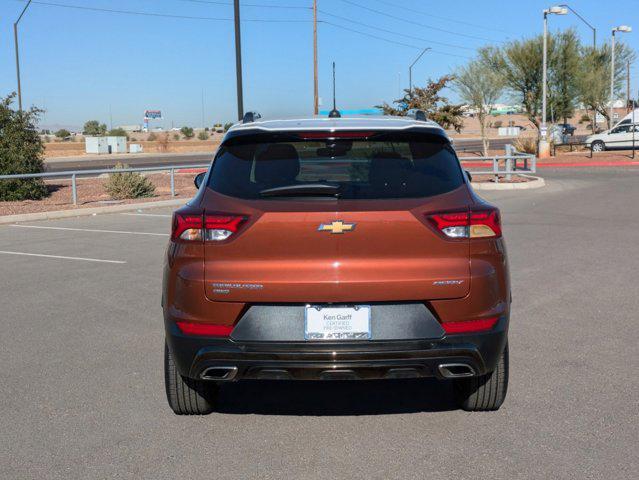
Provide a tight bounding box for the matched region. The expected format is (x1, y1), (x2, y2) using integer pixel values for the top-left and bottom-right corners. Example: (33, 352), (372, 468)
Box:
(208, 133), (464, 200)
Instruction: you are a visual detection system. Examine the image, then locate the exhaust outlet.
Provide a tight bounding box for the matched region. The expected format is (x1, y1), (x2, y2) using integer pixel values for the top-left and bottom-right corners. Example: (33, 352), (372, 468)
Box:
(200, 366), (238, 381)
(437, 363), (476, 379)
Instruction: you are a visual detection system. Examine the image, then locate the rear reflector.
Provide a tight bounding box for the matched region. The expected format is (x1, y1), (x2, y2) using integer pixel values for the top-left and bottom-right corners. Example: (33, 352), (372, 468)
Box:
(427, 206), (502, 239)
(171, 210), (246, 242)
(441, 317), (498, 334)
(176, 321), (234, 337)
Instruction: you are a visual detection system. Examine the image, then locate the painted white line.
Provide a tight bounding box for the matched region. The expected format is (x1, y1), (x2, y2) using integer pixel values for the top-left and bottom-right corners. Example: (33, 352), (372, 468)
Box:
(8, 224), (169, 237)
(120, 212), (172, 218)
(0, 250), (126, 264)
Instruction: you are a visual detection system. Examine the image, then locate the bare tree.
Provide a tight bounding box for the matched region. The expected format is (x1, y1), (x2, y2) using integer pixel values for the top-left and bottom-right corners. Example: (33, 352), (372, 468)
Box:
(454, 59), (504, 155)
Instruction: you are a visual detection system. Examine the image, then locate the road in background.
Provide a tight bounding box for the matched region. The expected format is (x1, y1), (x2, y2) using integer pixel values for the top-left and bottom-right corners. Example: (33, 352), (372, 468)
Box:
(1, 168), (637, 479)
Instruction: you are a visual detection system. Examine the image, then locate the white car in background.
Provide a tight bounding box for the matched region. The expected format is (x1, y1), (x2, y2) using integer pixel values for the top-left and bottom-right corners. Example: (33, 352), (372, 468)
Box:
(586, 123), (639, 151)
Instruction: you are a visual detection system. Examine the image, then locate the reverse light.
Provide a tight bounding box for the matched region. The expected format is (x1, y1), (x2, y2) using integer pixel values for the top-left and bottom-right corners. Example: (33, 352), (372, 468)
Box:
(171, 211), (246, 242)
(176, 321), (234, 337)
(427, 207), (501, 239)
(441, 317), (499, 334)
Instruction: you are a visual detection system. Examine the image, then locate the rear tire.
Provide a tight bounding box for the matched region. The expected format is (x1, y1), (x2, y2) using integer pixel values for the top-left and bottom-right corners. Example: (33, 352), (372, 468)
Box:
(454, 342), (509, 411)
(164, 342), (216, 415)
(591, 140), (605, 152)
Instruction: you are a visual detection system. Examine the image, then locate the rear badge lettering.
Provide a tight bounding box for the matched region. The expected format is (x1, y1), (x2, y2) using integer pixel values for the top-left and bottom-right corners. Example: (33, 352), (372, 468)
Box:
(212, 283), (263, 295)
(433, 280), (465, 286)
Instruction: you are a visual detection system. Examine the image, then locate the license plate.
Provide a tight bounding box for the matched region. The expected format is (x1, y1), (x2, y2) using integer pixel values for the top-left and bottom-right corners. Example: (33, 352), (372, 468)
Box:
(304, 306), (371, 340)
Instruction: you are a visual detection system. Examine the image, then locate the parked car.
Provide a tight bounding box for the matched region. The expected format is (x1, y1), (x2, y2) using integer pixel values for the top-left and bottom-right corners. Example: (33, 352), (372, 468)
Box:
(163, 111), (511, 414)
(586, 123), (639, 151)
(557, 123), (576, 136)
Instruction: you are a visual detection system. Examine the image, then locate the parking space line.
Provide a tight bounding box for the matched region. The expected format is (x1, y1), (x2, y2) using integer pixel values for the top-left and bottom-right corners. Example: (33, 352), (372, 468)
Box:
(8, 225), (169, 237)
(0, 250), (126, 264)
(120, 213), (172, 218)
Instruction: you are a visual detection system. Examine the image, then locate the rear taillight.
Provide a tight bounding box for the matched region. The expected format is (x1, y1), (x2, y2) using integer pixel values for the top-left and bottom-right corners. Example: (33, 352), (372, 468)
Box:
(171, 211), (246, 242)
(176, 321), (234, 337)
(427, 207), (501, 239)
(441, 317), (498, 334)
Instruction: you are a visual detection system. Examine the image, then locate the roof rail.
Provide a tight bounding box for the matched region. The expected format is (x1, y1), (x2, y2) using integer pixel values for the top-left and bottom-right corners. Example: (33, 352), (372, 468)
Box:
(242, 111), (262, 124)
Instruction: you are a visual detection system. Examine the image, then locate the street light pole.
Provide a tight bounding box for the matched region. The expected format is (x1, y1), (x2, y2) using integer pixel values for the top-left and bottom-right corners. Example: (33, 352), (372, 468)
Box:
(14, 0), (32, 112)
(559, 4), (596, 48)
(313, 0), (318, 115)
(233, 0), (244, 121)
(610, 26), (632, 129)
(408, 47), (431, 98)
(539, 6), (567, 158)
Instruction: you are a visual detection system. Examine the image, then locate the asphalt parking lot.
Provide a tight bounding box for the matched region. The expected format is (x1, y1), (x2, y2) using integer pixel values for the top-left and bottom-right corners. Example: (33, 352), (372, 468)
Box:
(1, 167), (638, 479)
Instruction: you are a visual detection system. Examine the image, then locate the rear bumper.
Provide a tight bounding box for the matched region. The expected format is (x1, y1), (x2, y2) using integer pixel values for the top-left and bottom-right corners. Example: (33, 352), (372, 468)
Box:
(165, 316), (508, 381)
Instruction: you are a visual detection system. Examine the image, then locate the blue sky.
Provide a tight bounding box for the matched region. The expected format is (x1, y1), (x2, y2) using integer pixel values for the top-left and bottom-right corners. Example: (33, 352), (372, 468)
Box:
(1, 0), (638, 130)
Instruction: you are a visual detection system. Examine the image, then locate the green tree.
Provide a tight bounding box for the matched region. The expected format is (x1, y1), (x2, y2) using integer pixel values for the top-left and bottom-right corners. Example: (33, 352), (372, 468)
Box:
(83, 120), (107, 136)
(54, 128), (71, 139)
(548, 29), (582, 124)
(108, 127), (128, 138)
(376, 75), (464, 131)
(578, 42), (635, 129)
(454, 59), (505, 155)
(0, 93), (48, 201)
(180, 126), (194, 138)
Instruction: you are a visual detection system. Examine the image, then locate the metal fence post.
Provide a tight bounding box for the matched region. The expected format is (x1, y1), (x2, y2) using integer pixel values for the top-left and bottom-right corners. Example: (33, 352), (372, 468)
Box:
(504, 144), (513, 181)
(71, 173), (77, 205)
(170, 168), (175, 197)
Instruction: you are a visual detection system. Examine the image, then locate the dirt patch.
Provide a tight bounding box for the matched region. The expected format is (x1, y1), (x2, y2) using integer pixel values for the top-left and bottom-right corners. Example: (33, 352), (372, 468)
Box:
(472, 174), (532, 183)
(0, 173), (200, 216)
(44, 139), (221, 158)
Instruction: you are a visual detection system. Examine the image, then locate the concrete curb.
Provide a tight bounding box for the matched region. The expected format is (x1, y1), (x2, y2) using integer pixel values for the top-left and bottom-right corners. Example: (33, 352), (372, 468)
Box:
(472, 175), (546, 190)
(0, 198), (187, 225)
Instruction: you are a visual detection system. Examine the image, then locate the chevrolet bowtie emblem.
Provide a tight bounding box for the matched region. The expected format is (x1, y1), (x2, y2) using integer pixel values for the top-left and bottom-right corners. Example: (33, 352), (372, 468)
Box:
(317, 221), (356, 234)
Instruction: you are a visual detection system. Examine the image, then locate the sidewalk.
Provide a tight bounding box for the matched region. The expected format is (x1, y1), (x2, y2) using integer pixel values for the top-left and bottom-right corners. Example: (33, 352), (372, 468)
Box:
(44, 151), (211, 164)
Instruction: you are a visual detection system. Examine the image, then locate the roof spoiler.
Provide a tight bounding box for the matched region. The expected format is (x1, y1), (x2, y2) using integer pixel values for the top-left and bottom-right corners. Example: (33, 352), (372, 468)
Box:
(242, 111), (262, 124)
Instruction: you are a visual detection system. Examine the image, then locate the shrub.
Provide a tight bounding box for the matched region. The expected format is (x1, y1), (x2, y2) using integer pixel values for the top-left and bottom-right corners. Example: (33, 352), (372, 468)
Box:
(83, 120), (107, 136)
(105, 163), (156, 199)
(55, 129), (71, 139)
(0, 93), (48, 201)
(513, 137), (537, 154)
(180, 126), (194, 138)
(580, 113), (590, 123)
(197, 131), (209, 141)
(108, 127), (129, 139)
(173, 133), (180, 141)
(493, 120), (503, 128)
(147, 132), (157, 141)
(224, 122), (233, 132)
(157, 133), (170, 152)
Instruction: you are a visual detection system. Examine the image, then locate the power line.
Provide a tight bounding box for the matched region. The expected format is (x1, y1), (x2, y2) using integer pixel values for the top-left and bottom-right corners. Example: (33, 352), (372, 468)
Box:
(369, 0), (514, 35)
(319, 9), (474, 51)
(336, 0), (502, 43)
(16, 1), (313, 22)
(320, 21), (472, 59)
(179, 0), (311, 10)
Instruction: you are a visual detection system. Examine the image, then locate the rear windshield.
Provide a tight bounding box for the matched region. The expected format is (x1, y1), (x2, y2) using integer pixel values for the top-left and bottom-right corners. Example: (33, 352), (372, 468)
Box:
(208, 133), (463, 200)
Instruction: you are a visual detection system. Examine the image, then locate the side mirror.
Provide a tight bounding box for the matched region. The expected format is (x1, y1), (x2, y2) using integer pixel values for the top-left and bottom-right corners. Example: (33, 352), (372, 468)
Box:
(465, 170), (473, 182)
(194, 172), (206, 189)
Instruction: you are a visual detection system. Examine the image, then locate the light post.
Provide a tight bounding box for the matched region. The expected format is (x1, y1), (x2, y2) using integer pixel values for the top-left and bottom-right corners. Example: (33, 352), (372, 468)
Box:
(559, 4), (596, 47)
(408, 48), (431, 98)
(14, 0), (32, 112)
(233, 0), (244, 121)
(610, 26), (632, 129)
(540, 6), (567, 158)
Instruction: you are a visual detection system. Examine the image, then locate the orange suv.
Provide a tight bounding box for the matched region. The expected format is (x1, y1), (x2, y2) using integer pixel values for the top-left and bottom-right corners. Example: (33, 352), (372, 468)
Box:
(163, 112), (510, 414)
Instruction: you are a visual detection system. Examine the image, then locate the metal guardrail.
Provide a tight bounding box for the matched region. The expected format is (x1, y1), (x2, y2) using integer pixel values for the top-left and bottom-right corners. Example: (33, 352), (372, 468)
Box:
(0, 163), (209, 205)
(458, 145), (537, 182)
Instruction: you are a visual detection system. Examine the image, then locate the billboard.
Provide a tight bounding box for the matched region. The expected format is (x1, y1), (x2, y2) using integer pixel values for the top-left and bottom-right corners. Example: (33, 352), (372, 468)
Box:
(144, 110), (162, 119)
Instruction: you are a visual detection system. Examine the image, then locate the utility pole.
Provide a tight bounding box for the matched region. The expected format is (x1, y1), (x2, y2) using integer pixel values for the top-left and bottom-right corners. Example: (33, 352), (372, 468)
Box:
(408, 48), (431, 98)
(14, 0), (33, 112)
(313, 0), (319, 115)
(233, 0), (244, 121)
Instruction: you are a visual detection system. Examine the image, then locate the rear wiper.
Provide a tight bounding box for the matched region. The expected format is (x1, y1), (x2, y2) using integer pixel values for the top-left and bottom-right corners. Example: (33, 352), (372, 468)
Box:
(259, 183), (341, 197)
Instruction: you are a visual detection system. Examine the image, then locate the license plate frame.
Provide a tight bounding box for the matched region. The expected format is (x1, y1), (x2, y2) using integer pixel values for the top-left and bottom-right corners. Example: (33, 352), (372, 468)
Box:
(304, 305), (371, 341)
